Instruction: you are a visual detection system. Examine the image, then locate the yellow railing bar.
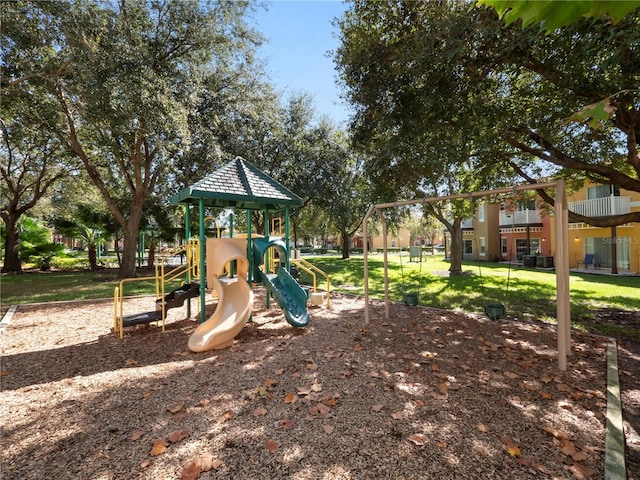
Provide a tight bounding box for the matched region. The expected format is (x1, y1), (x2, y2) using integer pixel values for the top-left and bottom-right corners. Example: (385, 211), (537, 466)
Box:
(291, 258), (331, 308)
(114, 239), (200, 338)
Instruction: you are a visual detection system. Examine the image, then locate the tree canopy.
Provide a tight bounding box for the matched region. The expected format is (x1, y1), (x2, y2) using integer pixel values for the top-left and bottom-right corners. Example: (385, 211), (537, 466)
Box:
(335, 1), (640, 229)
(2, 0), (264, 277)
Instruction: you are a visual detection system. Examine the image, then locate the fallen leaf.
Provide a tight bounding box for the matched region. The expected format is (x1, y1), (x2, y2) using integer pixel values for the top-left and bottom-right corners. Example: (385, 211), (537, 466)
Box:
(473, 445), (491, 456)
(408, 433), (429, 446)
(217, 411), (234, 424)
(311, 382), (323, 392)
(265, 378), (278, 387)
(168, 430), (189, 443)
(278, 419), (295, 430)
(322, 424), (334, 434)
(504, 371), (519, 379)
(274, 368), (285, 375)
(556, 383), (572, 392)
(541, 425), (569, 440)
(437, 383), (449, 395)
(142, 392), (153, 399)
(180, 461), (201, 480)
(437, 441), (447, 449)
(284, 393), (297, 404)
(125, 358), (138, 365)
(431, 363), (439, 372)
(391, 411), (404, 420)
(130, 429), (145, 441)
(140, 458), (152, 469)
(167, 402), (184, 414)
(265, 439), (280, 453)
(506, 445), (521, 457)
(371, 404), (384, 412)
(322, 395), (338, 406)
(173, 350), (189, 357)
(151, 438), (169, 456)
(559, 439), (577, 456)
(309, 403), (331, 416)
(0, 370), (10, 376)
(297, 386), (312, 395)
(540, 373), (553, 383)
(353, 343), (362, 351)
(253, 407), (268, 416)
(477, 423), (489, 433)
(569, 463), (595, 479)
(197, 399), (210, 407)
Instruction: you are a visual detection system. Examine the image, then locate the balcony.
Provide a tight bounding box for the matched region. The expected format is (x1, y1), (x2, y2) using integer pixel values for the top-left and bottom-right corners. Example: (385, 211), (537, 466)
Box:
(461, 218), (474, 229)
(568, 196), (631, 218)
(499, 209), (542, 226)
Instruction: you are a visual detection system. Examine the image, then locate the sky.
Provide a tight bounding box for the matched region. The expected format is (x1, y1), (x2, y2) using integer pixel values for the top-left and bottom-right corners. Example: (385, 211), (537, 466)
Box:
(252, 0), (351, 126)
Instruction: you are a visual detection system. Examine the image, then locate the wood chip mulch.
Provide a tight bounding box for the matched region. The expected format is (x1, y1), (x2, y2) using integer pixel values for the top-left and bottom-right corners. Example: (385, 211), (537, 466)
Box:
(1, 291), (616, 479)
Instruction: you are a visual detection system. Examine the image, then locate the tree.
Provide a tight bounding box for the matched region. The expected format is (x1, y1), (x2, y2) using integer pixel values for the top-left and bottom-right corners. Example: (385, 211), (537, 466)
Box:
(335, 1), (640, 231)
(317, 149), (371, 260)
(335, 1), (507, 273)
(0, 115), (69, 272)
(2, 0), (263, 277)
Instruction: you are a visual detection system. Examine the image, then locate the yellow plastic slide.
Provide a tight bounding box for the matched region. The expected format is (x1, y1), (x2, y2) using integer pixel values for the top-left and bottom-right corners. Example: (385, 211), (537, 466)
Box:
(188, 238), (253, 352)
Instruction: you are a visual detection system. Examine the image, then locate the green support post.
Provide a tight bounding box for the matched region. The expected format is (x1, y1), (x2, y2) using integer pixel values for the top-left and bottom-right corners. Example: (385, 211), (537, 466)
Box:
(185, 205), (191, 318)
(199, 199), (206, 323)
(246, 209), (253, 285)
(285, 208), (291, 271)
(264, 210), (270, 309)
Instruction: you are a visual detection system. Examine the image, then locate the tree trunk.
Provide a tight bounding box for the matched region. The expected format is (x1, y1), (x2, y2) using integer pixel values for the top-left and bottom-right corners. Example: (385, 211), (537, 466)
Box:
(341, 231), (350, 260)
(88, 244), (97, 270)
(147, 240), (155, 268)
(448, 222), (463, 276)
(119, 205), (145, 278)
(1, 214), (22, 273)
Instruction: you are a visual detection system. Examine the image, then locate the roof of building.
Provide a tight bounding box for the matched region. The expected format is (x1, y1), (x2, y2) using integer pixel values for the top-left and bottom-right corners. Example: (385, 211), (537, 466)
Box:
(169, 157), (303, 211)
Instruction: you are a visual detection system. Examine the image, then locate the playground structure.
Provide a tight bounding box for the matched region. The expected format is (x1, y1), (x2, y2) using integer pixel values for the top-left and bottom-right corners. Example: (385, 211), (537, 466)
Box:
(114, 157), (329, 351)
(362, 180), (572, 371)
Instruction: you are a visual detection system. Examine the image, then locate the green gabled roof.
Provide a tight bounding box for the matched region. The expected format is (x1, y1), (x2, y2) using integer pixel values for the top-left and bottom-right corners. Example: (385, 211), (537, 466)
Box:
(169, 156), (303, 211)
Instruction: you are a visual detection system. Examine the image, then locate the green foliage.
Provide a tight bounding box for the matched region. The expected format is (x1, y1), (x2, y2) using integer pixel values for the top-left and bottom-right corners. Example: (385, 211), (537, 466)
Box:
(477, 0), (640, 33)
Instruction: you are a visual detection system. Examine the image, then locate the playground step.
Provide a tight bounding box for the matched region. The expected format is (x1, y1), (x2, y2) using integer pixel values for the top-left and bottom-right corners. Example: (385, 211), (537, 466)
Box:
(157, 282), (200, 310)
(122, 310), (163, 327)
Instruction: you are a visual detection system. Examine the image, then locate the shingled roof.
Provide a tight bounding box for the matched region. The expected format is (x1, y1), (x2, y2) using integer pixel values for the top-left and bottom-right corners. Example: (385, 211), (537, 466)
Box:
(169, 157), (303, 211)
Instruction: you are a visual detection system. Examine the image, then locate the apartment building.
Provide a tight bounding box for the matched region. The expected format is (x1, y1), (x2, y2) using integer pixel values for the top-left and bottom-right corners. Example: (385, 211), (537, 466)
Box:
(446, 182), (640, 274)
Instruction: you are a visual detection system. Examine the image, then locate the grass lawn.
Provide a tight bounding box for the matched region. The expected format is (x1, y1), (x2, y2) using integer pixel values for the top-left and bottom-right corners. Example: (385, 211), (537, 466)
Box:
(2, 253), (638, 340)
(299, 253), (640, 341)
(0, 268), (185, 315)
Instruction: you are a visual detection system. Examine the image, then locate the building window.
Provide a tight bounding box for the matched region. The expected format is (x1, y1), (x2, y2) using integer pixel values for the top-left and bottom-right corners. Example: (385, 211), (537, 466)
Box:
(588, 184), (620, 199)
(478, 204), (485, 223)
(464, 240), (473, 254)
(501, 237), (507, 255)
(479, 237), (486, 256)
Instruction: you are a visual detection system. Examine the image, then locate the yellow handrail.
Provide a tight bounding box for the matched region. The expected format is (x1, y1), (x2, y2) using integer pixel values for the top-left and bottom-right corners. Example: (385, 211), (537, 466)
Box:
(114, 239), (200, 338)
(291, 258), (331, 308)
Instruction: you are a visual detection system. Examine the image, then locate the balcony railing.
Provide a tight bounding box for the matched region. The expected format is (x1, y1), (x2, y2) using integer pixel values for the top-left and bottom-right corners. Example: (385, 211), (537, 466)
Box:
(499, 209), (542, 226)
(461, 218), (474, 229)
(568, 196), (631, 217)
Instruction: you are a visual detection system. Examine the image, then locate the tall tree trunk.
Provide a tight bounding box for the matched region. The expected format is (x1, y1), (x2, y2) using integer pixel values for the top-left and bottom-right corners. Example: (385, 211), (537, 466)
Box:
(448, 221), (463, 276)
(1, 213), (22, 273)
(147, 239), (155, 268)
(119, 204), (145, 278)
(88, 244), (97, 271)
(341, 231), (350, 260)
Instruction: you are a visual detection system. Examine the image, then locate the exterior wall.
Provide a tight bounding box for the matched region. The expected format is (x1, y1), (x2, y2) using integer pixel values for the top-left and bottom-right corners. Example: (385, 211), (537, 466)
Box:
(371, 228), (411, 250)
(459, 203), (501, 262)
(554, 182), (640, 273)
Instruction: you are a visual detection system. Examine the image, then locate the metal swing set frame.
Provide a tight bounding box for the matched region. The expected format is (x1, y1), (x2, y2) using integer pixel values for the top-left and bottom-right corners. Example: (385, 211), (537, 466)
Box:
(362, 180), (572, 371)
